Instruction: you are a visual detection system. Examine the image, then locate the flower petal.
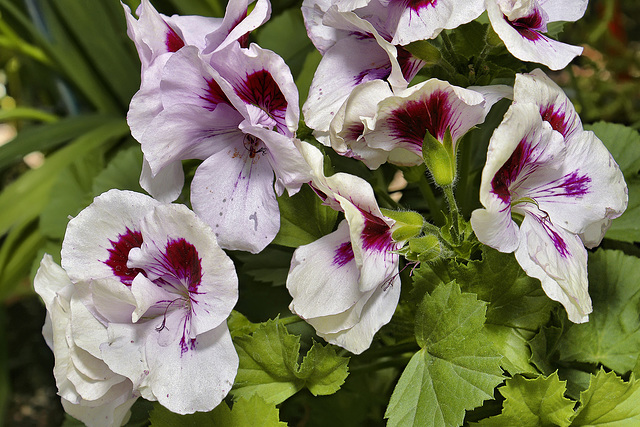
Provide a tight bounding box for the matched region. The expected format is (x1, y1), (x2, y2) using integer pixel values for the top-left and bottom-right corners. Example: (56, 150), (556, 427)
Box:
(190, 141), (280, 253)
(61, 190), (161, 285)
(515, 214), (591, 323)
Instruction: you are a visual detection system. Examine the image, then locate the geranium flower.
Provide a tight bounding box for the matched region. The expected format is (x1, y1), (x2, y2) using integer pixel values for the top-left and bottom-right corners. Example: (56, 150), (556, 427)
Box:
(287, 142), (401, 354)
(302, 1), (426, 143)
(124, 0), (271, 201)
(132, 42), (309, 253)
(56, 189), (240, 414)
(470, 91), (627, 322)
(329, 79), (511, 173)
(486, 0), (588, 70)
(34, 255), (137, 427)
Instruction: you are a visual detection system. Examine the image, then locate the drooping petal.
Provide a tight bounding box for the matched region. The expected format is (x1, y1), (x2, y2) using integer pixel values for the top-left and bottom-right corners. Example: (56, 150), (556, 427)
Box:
(204, 0), (272, 53)
(191, 140), (280, 253)
(61, 388), (137, 427)
(139, 158), (184, 203)
(538, 0), (588, 22)
(529, 130), (627, 246)
(515, 214), (591, 323)
(144, 322), (238, 414)
(318, 274), (400, 354)
(487, 0), (583, 70)
(287, 220), (401, 354)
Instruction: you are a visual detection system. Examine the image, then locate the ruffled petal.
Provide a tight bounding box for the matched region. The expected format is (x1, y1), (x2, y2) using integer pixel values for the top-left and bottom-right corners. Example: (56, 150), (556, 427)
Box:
(515, 214), (591, 323)
(318, 274), (400, 354)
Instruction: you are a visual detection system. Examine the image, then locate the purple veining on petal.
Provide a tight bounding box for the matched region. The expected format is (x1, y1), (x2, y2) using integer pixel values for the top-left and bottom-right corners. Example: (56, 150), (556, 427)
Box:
(532, 214), (570, 258)
(396, 46), (425, 82)
(163, 238), (203, 293)
(345, 122), (365, 142)
(200, 78), (231, 111)
(333, 241), (355, 267)
(535, 170), (591, 199)
(235, 69), (288, 134)
(393, 0), (437, 13)
(505, 10), (545, 41)
(540, 105), (570, 137)
(105, 228), (145, 286)
(165, 24), (185, 53)
(388, 90), (453, 148)
(354, 65), (392, 86)
(491, 139), (537, 204)
(361, 211), (394, 253)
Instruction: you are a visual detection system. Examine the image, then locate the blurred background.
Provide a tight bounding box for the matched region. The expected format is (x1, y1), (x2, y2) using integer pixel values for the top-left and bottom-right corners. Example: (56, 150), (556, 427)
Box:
(0, 0), (638, 425)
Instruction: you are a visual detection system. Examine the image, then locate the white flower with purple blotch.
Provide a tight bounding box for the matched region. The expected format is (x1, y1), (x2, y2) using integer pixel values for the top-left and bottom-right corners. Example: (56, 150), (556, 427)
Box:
(58, 189), (239, 414)
(124, 0), (271, 201)
(470, 73), (627, 322)
(486, 0), (588, 70)
(330, 78), (511, 169)
(302, 0), (426, 144)
(287, 141), (401, 354)
(129, 40), (309, 253)
(510, 69), (627, 248)
(34, 255), (138, 427)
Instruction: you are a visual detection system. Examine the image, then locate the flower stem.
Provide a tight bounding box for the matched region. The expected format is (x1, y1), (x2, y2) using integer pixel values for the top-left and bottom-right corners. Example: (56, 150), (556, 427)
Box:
(442, 185), (460, 244)
(419, 175), (444, 225)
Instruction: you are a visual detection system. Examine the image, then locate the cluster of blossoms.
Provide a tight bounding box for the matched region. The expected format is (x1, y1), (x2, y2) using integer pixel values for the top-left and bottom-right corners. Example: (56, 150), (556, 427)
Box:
(33, 0), (627, 424)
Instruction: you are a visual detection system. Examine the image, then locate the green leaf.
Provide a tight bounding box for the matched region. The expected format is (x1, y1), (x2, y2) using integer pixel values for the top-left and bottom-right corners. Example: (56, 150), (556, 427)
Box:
(149, 396), (286, 427)
(0, 114), (116, 172)
(557, 250), (640, 374)
(385, 282), (503, 427)
(528, 324), (563, 376)
(585, 122), (640, 178)
(232, 319), (349, 404)
(91, 144), (144, 196)
(602, 176), (640, 243)
(51, 0), (140, 107)
(272, 185), (338, 248)
(411, 248), (554, 374)
(0, 119), (128, 236)
(256, 8), (314, 79)
(474, 373), (575, 427)
(450, 247), (554, 330)
(233, 246), (293, 287)
(40, 154), (103, 240)
(572, 369), (640, 425)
